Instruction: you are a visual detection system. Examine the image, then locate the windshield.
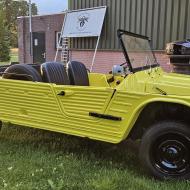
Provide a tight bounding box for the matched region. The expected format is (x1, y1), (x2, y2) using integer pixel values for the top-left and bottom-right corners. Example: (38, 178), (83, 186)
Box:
(120, 32), (158, 71)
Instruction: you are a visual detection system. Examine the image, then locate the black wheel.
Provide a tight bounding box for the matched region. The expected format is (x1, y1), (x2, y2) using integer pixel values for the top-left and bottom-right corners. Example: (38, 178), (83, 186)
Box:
(139, 121), (190, 180)
(2, 64), (42, 82)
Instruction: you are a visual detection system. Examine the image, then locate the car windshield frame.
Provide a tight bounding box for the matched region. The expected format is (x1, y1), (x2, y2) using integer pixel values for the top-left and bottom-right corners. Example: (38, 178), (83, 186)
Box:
(117, 29), (159, 73)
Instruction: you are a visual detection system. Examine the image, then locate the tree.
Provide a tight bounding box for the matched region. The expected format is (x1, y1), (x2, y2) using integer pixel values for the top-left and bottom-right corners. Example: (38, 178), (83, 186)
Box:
(0, 0), (38, 47)
(0, 9), (10, 61)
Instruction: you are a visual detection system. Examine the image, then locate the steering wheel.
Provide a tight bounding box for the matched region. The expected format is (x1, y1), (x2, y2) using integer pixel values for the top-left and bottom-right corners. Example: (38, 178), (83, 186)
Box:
(120, 62), (130, 75)
(86, 68), (90, 73)
(120, 62), (128, 66)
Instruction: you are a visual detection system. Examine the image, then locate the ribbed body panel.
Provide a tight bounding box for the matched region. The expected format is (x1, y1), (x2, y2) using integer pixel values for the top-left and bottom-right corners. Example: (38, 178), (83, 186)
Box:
(1, 67), (190, 144)
(0, 79), (124, 143)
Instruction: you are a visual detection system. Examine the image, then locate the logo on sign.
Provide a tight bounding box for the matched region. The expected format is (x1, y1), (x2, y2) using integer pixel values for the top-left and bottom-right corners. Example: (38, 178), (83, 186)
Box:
(77, 13), (89, 31)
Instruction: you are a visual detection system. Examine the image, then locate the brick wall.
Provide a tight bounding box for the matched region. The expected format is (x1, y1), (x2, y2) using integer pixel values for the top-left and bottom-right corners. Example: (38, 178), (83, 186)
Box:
(17, 13), (172, 74)
(70, 50), (171, 73)
(18, 13), (64, 64)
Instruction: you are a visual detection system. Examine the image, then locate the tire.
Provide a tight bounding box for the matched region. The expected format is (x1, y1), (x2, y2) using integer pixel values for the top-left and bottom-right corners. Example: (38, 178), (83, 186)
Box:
(139, 121), (190, 180)
(2, 64), (42, 82)
(68, 61), (89, 86)
(41, 62), (70, 85)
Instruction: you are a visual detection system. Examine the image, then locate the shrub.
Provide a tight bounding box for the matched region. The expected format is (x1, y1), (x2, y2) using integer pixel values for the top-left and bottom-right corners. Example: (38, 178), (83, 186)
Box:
(0, 10), (10, 62)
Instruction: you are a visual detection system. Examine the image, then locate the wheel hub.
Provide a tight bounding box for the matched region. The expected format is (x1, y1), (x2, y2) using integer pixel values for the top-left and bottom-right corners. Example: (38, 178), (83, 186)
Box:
(166, 147), (178, 156)
(161, 142), (182, 162)
(152, 133), (190, 175)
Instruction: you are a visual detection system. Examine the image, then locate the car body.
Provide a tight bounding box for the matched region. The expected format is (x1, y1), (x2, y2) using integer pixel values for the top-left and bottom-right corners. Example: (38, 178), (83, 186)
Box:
(0, 30), (190, 180)
(166, 39), (190, 55)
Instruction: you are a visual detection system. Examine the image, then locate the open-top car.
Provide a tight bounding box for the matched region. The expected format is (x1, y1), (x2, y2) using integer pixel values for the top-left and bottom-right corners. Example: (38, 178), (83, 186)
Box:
(0, 30), (190, 180)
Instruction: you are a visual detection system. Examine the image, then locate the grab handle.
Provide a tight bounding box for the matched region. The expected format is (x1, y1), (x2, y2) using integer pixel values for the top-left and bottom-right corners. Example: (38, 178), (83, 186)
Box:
(57, 90), (74, 96)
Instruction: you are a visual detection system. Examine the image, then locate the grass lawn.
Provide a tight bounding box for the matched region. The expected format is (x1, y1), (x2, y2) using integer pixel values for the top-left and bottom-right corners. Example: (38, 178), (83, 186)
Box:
(0, 124), (190, 190)
(0, 49), (18, 65)
(0, 48), (189, 189)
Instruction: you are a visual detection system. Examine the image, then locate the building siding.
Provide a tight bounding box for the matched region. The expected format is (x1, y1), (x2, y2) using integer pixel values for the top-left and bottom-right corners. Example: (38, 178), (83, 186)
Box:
(69, 0), (190, 50)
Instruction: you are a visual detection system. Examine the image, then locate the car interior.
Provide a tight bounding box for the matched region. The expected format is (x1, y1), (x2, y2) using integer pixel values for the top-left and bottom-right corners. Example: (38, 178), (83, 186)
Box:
(1, 61), (89, 85)
(0, 61), (125, 88)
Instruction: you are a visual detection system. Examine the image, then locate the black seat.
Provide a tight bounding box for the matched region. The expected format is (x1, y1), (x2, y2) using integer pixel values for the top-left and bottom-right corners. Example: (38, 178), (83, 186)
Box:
(68, 61), (89, 86)
(2, 64), (42, 82)
(41, 62), (70, 85)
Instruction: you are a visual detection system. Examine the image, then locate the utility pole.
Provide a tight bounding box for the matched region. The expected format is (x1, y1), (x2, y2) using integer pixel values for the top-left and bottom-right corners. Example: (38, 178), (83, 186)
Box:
(29, 0), (33, 63)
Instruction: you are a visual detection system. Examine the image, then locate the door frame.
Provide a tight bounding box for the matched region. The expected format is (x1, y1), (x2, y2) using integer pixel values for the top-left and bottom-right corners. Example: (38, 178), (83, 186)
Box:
(32, 31), (46, 64)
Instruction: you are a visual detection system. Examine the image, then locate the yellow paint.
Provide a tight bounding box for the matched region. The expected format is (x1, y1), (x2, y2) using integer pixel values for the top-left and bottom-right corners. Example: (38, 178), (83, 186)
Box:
(0, 67), (190, 143)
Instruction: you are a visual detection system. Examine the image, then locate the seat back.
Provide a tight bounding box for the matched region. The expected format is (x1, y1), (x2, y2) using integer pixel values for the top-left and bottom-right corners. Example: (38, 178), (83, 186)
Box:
(68, 61), (89, 86)
(2, 64), (42, 82)
(41, 62), (70, 85)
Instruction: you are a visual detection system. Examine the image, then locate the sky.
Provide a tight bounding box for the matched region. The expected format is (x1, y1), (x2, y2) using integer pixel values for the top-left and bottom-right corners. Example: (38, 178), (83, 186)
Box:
(32, 0), (68, 15)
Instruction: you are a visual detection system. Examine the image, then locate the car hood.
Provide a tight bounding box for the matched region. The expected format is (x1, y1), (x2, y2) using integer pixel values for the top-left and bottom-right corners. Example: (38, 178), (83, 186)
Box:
(146, 72), (190, 96)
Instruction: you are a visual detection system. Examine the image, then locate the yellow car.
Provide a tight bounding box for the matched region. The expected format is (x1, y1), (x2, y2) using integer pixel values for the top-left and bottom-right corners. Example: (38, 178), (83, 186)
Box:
(0, 30), (190, 180)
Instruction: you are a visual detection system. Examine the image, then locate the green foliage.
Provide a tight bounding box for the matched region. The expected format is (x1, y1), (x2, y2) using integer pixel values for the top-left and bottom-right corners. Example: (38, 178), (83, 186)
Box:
(0, 124), (190, 190)
(0, 49), (18, 65)
(0, 9), (10, 62)
(0, 0), (38, 47)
